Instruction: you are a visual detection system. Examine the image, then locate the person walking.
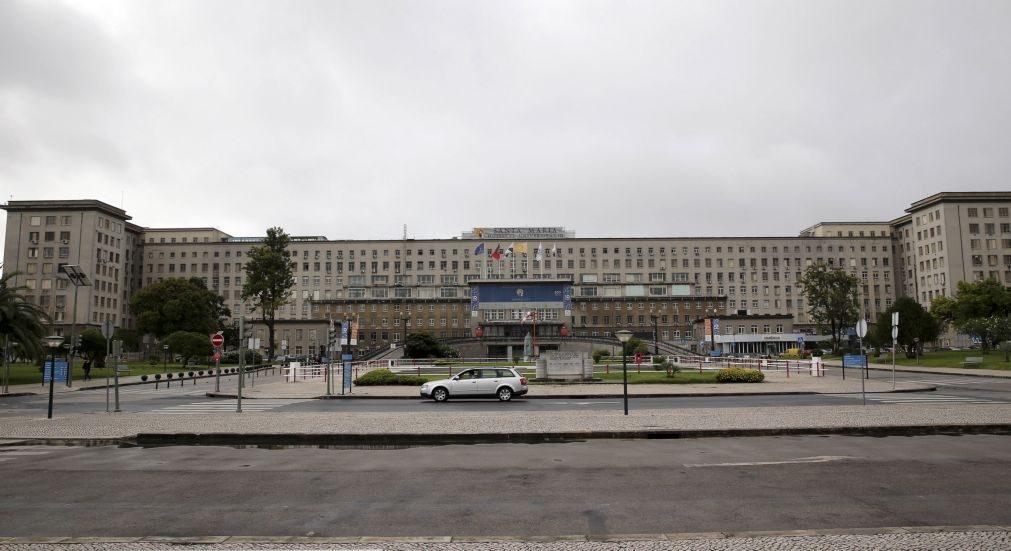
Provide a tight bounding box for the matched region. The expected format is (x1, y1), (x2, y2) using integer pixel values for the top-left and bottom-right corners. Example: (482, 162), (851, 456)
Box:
(82, 359), (92, 381)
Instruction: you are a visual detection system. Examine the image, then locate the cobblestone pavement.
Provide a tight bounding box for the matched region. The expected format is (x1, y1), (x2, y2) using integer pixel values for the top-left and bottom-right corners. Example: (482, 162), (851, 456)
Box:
(1, 528), (1010, 550)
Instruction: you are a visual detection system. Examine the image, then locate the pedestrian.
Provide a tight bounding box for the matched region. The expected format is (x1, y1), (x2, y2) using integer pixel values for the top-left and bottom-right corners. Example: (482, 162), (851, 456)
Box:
(82, 359), (92, 381)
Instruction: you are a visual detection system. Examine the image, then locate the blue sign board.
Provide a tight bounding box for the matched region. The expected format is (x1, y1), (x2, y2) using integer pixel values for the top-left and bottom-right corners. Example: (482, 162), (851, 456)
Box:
(842, 354), (866, 368)
(477, 283), (566, 304)
(341, 354), (353, 360)
(43, 361), (68, 383)
(712, 318), (720, 334)
(342, 361), (353, 390)
(471, 287), (479, 315)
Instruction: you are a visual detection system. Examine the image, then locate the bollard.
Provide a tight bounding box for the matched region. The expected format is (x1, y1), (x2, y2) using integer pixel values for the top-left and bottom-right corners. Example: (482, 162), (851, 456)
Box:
(154, 373), (162, 389)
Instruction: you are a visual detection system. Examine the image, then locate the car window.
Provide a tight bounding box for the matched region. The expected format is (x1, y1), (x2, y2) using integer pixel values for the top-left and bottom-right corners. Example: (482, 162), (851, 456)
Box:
(480, 369), (499, 378)
(496, 369), (515, 378)
(457, 370), (474, 380)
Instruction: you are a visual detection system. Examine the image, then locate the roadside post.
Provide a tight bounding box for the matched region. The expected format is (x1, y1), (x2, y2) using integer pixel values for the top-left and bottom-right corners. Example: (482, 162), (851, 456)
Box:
(616, 329), (633, 416)
(891, 312), (899, 390)
(112, 339), (122, 412)
(102, 319), (113, 412)
(237, 318), (244, 413)
(855, 319), (868, 405)
(211, 332), (224, 392)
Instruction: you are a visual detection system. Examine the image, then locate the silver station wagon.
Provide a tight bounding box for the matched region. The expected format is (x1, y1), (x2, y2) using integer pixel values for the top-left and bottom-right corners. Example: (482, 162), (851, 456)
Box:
(420, 367), (529, 402)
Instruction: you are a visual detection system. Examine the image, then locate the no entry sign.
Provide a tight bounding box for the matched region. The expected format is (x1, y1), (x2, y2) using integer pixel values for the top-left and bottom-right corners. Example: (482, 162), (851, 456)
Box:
(211, 333), (224, 347)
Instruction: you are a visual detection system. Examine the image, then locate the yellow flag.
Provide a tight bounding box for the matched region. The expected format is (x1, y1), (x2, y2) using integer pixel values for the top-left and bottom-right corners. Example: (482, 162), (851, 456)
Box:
(515, 242), (528, 254)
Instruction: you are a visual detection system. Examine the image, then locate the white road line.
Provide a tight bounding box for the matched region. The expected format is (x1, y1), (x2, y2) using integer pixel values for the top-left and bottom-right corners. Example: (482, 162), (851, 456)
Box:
(685, 455), (857, 468)
(142, 399), (307, 414)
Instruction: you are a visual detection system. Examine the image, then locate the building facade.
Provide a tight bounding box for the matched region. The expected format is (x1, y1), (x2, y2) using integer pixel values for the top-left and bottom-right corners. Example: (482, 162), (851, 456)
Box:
(4, 192), (1011, 357)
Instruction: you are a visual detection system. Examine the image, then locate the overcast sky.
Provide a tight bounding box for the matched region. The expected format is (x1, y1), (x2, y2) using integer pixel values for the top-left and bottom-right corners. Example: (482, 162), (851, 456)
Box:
(2, 0), (1010, 255)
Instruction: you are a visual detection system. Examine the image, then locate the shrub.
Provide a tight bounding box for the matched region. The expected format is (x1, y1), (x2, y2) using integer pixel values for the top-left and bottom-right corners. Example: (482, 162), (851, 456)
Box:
(715, 368), (765, 383)
(354, 368), (427, 386)
(592, 349), (610, 363)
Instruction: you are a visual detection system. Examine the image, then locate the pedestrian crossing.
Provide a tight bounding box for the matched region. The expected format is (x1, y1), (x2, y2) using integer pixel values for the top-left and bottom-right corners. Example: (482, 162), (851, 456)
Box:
(142, 399), (309, 414)
(903, 376), (1004, 387)
(826, 393), (1010, 405)
(113, 386), (208, 396)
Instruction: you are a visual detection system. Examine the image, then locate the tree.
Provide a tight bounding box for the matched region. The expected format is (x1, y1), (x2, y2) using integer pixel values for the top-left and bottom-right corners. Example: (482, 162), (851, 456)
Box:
(404, 332), (457, 359)
(0, 269), (50, 361)
(78, 328), (108, 367)
(873, 297), (940, 357)
(930, 280), (1011, 353)
(111, 328), (141, 352)
(798, 264), (860, 353)
(129, 277), (220, 338)
(163, 331), (213, 366)
(241, 227), (295, 362)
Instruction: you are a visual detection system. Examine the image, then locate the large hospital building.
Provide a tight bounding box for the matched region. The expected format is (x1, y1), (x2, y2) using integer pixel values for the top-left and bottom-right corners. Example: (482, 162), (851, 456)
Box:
(3, 191), (1010, 358)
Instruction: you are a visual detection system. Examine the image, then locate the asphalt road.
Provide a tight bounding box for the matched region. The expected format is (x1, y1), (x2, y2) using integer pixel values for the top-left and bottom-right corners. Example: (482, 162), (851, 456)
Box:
(1, 434), (1009, 537)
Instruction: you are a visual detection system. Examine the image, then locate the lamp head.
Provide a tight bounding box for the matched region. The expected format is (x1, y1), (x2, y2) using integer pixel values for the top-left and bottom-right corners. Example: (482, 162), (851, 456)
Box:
(43, 335), (65, 349)
(615, 329), (633, 343)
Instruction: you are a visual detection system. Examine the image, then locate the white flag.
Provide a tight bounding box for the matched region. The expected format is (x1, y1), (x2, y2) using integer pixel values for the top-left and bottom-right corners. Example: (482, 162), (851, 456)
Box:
(504, 242), (514, 257)
(535, 242), (543, 262)
(550, 243), (557, 257)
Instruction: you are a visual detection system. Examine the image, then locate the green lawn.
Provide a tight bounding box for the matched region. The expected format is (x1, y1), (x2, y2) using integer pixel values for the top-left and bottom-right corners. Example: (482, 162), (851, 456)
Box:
(862, 349), (1011, 370)
(0, 359), (268, 386)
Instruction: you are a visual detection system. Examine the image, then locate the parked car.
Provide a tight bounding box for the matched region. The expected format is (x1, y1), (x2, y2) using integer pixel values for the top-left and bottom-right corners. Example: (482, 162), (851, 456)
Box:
(420, 367), (529, 402)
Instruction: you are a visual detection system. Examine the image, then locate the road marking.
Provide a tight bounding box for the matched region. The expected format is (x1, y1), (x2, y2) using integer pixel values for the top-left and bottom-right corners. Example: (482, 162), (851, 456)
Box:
(546, 401), (621, 405)
(0, 446), (69, 462)
(142, 399), (308, 414)
(825, 393), (1009, 404)
(685, 455), (857, 468)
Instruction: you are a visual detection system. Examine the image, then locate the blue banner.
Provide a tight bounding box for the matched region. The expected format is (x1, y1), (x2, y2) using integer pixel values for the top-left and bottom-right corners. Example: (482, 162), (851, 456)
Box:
(478, 282), (565, 303)
(471, 287), (479, 316)
(563, 285), (572, 315)
(343, 361), (353, 390)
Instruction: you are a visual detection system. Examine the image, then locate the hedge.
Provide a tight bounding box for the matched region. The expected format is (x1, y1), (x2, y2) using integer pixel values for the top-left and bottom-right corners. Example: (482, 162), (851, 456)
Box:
(715, 368), (765, 383)
(354, 368), (427, 386)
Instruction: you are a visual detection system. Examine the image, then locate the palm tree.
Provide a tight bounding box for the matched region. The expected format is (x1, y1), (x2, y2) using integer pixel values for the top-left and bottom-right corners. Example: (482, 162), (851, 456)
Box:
(0, 269), (51, 362)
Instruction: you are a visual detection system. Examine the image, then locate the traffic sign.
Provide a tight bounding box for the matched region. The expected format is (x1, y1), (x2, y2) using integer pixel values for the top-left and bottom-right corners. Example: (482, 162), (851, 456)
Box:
(213, 350), (221, 361)
(855, 319), (868, 338)
(101, 319), (114, 339)
(634, 352), (644, 365)
(891, 326), (899, 340)
(211, 333), (224, 347)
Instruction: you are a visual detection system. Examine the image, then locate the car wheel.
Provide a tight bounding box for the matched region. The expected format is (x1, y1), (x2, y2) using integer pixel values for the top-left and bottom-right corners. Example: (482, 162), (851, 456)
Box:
(497, 386), (513, 401)
(432, 387), (449, 402)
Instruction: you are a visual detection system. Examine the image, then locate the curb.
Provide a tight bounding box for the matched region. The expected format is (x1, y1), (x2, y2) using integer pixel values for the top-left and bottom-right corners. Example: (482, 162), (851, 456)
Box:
(8, 422), (1008, 449)
(1, 525), (1008, 544)
(126, 423), (1011, 447)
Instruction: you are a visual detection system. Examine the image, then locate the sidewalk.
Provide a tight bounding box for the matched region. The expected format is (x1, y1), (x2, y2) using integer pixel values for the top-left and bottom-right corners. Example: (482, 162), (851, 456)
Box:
(0, 365), (1009, 446)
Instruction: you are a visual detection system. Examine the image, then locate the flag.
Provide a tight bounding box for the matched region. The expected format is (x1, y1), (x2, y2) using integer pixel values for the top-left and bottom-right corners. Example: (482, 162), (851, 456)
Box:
(515, 242), (528, 255)
(550, 243), (557, 257)
(475, 227), (484, 238)
(474, 243), (485, 255)
(504, 242), (514, 257)
(491, 244), (502, 260)
(535, 242), (543, 261)
(523, 310), (537, 321)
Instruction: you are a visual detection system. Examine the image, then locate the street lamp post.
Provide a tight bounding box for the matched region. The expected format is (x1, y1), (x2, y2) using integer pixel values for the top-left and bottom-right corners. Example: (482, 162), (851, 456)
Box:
(650, 310), (659, 356)
(162, 344), (168, 373)
(43, 335), (64, 419)
(706, 307), (720, 357)
(59, 265), (91, 388)
(616, 329), (633, 416)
